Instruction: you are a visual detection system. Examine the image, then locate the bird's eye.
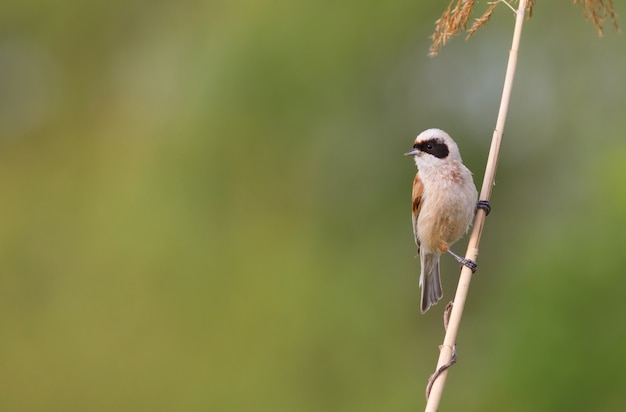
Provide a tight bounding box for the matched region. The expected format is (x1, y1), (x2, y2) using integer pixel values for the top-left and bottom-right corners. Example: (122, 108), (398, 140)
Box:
(426, 143), (433, 150)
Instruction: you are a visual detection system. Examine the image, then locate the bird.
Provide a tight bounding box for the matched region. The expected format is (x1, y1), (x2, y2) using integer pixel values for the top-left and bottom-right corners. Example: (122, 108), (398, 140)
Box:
(404, 128), (488, 313)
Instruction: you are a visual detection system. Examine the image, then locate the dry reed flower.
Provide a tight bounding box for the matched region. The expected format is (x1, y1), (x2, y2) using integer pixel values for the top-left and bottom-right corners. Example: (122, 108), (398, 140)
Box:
(466, 2), (498, 40)
(573, 0), (620, 36)
(429, 0), (618, 57)
(429, 0), (475, 57)
(527, 0), (536, 18)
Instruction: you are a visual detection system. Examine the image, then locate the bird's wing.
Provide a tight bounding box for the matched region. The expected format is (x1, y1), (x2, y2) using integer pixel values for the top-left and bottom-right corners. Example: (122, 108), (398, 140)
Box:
(411, 173), (424, 250)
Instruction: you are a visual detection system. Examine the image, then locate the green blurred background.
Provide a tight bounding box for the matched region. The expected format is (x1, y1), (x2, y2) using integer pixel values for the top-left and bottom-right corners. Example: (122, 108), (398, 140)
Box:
(1, 1), (626, 411)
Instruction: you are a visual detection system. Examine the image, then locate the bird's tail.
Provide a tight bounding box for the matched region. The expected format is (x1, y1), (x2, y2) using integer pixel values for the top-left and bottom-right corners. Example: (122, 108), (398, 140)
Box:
(419, 252), (442, 314)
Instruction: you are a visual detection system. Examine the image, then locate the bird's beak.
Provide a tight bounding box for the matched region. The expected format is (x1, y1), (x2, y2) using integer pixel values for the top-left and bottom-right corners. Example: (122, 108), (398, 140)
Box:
(404, 149), (419, 156)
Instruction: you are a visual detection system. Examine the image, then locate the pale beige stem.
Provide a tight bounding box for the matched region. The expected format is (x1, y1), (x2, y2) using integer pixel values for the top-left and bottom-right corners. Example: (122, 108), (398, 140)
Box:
(424, 1), (528, 411)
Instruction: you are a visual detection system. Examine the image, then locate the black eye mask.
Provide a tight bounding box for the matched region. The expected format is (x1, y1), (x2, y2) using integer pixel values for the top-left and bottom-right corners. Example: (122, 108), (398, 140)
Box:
(413, 138), (449, 159)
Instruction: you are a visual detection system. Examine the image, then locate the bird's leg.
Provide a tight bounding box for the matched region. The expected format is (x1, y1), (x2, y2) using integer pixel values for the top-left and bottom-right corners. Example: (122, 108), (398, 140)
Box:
(447, 249), (477, 273)
(476, 200), (491, 216)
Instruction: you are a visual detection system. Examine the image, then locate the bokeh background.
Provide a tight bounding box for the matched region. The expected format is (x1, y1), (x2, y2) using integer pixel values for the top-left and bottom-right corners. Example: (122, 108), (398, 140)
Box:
(1, 1), (625, 411)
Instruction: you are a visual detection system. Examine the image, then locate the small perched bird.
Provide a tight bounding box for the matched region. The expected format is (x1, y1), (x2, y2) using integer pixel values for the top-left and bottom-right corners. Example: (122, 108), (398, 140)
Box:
(405, 129), (483, 313)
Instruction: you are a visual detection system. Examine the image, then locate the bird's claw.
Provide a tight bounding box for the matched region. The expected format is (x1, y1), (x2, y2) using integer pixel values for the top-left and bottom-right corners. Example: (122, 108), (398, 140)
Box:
(459, 258), (477, 273)
(447, 250), (478, 273)
(476, 200), (491, 216)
